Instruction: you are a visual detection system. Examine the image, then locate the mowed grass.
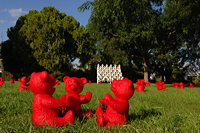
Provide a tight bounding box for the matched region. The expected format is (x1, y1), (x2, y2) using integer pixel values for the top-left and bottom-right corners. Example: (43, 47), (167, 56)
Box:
(0, 81), (200, 133)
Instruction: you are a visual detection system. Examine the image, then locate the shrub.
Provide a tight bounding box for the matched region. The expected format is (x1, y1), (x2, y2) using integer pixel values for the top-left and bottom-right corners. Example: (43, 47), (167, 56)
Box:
(2, 70), (14, 81)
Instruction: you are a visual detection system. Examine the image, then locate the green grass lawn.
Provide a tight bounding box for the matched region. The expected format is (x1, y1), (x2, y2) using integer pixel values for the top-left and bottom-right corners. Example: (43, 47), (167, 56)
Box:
(0, 81), (199, 133)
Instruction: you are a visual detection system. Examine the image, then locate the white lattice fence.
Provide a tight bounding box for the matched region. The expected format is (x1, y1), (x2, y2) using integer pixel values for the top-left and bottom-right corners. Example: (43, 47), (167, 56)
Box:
(97, 64), (123, 83)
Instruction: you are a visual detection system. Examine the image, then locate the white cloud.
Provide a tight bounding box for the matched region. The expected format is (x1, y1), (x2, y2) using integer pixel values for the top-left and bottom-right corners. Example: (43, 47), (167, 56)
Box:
(0, 20), (6, 23)
(8, 8), (27, 17)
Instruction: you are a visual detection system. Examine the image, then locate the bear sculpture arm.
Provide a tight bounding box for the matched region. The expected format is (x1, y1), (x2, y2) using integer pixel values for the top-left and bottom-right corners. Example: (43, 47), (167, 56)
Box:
(100, 94), (129, 114)
(21, 84), (29, 88)
(80, 92), (92, 104)
(36, 94), (69, 108)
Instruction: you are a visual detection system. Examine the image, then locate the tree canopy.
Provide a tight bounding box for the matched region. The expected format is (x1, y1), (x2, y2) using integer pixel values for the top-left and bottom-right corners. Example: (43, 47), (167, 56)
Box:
(79, 0), (200, 82)
(2, 6), (94, 78)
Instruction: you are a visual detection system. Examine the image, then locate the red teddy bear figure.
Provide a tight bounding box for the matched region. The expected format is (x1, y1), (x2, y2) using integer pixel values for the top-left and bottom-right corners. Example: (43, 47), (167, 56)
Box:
(156, 81), (168, 90)
(55, 79), (60, 86)
(187, 83), (194, 87)
(172, 82), (179, 88)
(179, 82), (185, 89)
(95, 78), (134, 127)
(10, 79), (15, 84)
(60, 76), (93, 118)
(29, 71), (75, 127)
(0, 77), (5, 88)
(18, 76), (29, 91)
(196, 83), (200, 87)
(134, 79), (146, 92)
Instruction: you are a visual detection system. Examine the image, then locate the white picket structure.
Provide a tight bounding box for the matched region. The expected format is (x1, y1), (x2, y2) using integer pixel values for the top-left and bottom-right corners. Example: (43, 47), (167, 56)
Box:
(97, 64), (123, 83)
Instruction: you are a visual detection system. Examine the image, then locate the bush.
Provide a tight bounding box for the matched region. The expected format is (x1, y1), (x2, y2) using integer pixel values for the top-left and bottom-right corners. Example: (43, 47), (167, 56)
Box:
(2, 70), (14, 81)
(192, 76), (200, 83)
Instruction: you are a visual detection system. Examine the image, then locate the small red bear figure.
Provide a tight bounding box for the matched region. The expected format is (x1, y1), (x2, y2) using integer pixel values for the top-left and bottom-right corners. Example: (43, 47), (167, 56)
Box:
(55, 79), (60, 86)
(0, 77), (4, 89)
(18, 76), (29, 91)
(156, 81), (168, 90)
(88, 80), (92, 84)
(179, 82), (185, 89)
(145, 82), (151, 86)
(173, 82), (179, 88)
(10, 79), (15, 84)
(60, 76), (93, 118)
(29, 71), (75, 127)
(187, 83), (194, 87)
(134, 79), (146, 92)
(95, 78), (134, 127)
(196, 83), (200, 87)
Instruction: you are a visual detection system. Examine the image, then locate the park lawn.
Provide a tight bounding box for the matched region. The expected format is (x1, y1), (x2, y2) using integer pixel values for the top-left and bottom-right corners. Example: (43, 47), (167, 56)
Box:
(0, 81), (199, 133)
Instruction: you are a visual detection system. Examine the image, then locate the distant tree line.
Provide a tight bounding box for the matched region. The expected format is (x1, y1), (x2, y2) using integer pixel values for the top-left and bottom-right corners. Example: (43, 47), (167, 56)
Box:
(1, 0), (200, 83)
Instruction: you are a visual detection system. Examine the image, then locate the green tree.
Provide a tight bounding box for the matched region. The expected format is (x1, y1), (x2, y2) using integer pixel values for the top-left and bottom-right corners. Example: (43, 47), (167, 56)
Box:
(1, 15), (44, 78)
(79, 0), (200, 82)
(159, 0), (200, 81)
(2, 6), (94, 77)
(80, 0), (170, 82)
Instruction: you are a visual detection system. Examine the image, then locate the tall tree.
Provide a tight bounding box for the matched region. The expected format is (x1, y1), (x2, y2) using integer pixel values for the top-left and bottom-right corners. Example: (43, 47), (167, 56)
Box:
(1, 15), (44, 77)
(2, 6), (94, 77)
(173, 0), (200, 74)
(79, 0), (200, 82)
(80, 0), (170, 82)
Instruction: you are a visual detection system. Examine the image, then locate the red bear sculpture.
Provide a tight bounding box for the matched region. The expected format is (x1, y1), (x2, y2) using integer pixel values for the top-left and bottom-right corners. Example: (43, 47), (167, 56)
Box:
(172, 82), (179, 88)
(29, 71), (75, 127)
(145, 82), (151, 86)
(196, 83), (200, 87)
(88, 80), (92, 84)
(156, 81), (168, 90)
(18, 76), (29, 91)
(10, 79), (15, 84)
(0, 77), (4, 88)
(95, 78), (134, 127)
(187, 83), (194, 87)
(60, 76), (93, 118)
(179, 82), (185, 89)
(134, 79), (146, 92)
(55, 79), (60, 85)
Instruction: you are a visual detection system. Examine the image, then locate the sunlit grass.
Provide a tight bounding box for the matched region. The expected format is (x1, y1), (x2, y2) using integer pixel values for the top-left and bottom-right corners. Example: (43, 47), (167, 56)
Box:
(0, 81), (199, 132)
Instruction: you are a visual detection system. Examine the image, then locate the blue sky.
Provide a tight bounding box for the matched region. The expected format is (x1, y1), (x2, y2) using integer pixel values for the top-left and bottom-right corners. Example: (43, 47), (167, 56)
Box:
(0, 0), (92, 42)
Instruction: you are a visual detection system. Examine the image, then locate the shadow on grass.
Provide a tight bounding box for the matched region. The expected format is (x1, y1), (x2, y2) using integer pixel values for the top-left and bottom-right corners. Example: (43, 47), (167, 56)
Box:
(0, 107), (3, 114)
(129, 108), (162, 121)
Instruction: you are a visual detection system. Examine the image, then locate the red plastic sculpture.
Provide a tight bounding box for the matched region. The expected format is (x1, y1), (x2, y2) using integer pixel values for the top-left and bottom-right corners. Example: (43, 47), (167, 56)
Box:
(179, 82), (185, 89)
(29, 71), (75, 127)
(60, 76), (92, 118)
(156, 81), (168, 90)
(172, 82), (179, 88)
(145, 82), (151, 86)
(187, 83), (194, 87)
(55, 79), (60, 85)
(196, 83), (200, 87)
(134, 79), (146, 92)
(10, 79), (15, 84)
(88, 80), (92, 84)
(0, 77), (4, 88)
(18, 76), (29, 91)
(95, 78), (134, 127)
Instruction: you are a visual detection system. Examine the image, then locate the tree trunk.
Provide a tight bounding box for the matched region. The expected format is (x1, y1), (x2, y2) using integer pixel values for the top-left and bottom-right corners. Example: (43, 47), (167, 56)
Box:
(143, 59), (149, 82)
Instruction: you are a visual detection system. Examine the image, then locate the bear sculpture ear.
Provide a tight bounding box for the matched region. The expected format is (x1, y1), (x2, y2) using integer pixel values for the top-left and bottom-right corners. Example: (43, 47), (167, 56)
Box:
(63, 76), (70, 83)
(81, 77), (87, 85)
(40, 71), (48, 81)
